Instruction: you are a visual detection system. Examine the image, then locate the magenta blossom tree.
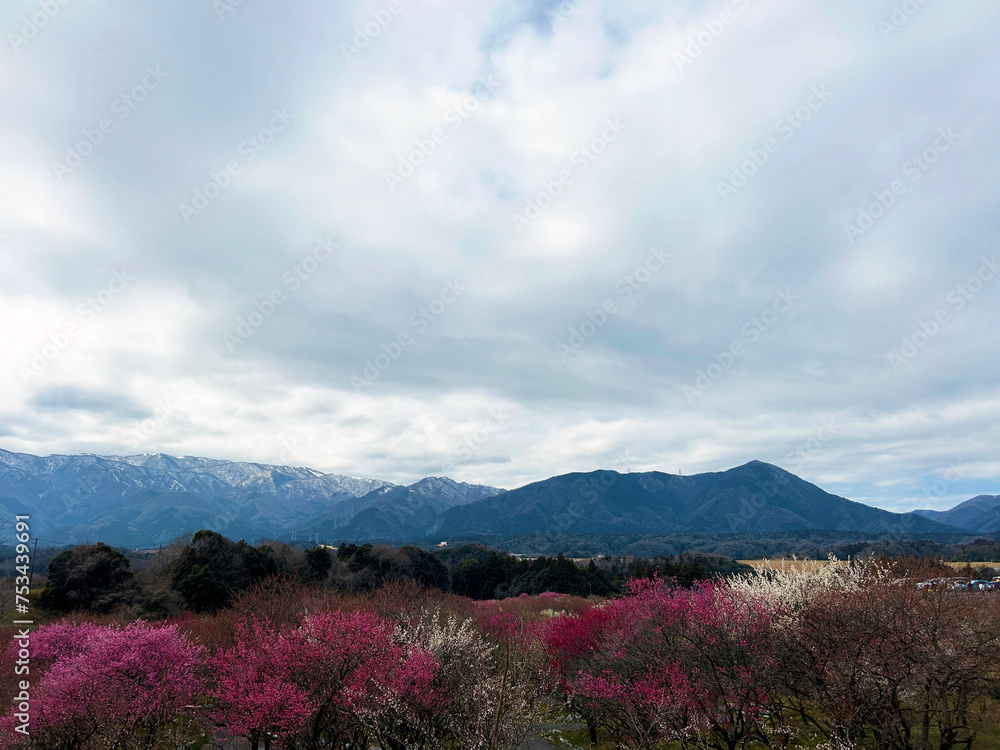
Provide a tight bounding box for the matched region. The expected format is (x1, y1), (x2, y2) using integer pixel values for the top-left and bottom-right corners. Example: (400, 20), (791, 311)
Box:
(546, 578), (782, 750)
(2, 620), (204, 750)
(211, 609), (444, 749)
(209, 618), (315, 750)
(292, 608), (444, 749)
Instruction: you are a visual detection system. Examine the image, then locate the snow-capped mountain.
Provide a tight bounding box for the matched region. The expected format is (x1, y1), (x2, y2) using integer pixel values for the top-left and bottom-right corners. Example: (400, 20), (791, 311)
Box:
(0, 449), (497, 546)
(289, 476), (505, 541)
(1, 450), (962, 547)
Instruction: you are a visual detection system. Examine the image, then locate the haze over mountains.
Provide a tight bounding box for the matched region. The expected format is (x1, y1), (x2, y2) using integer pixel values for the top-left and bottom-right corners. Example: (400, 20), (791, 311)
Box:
(0, 448), (990, 546)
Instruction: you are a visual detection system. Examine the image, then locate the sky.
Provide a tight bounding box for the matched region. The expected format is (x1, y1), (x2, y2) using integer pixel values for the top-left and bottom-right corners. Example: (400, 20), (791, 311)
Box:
(1, 0), (998, 514)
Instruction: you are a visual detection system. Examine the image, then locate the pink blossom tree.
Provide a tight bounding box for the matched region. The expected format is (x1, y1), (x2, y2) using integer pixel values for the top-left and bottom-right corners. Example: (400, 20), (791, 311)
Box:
(291, 609), (444, 749)
(2, 620), (204, 750)
(546, 579), (783, 749)
(210, 609), (444, 749)
(209, 618), (315, 750)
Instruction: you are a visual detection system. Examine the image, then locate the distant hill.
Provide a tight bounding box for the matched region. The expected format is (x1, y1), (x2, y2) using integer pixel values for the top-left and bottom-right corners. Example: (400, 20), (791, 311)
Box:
(0, 449), (496, 546)
(289, 477), (503, 541)
(433, 461), (959, 537)
(912, 495), (1000, 533)
(0, 450), (963, 545)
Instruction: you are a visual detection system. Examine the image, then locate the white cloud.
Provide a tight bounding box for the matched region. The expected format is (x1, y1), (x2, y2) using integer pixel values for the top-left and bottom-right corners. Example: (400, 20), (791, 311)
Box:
(1, 0), (999, 510)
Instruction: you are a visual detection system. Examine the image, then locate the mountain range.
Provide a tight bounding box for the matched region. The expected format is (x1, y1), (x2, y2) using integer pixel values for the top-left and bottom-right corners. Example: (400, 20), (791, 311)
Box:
(430, 462), (959, 537)
(913, 495), (1000, 534)
(0, 448), (992, 546)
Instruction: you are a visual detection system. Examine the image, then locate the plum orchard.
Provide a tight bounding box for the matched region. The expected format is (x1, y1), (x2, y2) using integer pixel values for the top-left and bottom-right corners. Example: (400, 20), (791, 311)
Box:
(5, 559), (1000, 749)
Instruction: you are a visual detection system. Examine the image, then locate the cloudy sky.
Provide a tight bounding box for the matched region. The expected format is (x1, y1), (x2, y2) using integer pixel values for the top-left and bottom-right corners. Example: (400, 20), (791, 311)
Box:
(2, 0), (998, 512)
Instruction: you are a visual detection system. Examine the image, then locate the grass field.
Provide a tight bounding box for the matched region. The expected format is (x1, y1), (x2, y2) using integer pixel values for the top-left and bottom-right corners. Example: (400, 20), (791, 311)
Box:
(942, 560), (1000, 569)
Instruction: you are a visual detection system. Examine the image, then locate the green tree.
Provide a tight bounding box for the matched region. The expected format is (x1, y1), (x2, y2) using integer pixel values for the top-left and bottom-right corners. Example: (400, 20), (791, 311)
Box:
(38, 542), (135, 613)
(170, 530), (275, 611)
(451, 558), (485, 598)
(305, 546), (333, 582)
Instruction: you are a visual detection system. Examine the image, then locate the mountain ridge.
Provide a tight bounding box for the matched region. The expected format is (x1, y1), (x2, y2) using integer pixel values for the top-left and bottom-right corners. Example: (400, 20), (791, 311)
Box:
(0, 449), (975, 545)
(433, 461), (959, 537)
(911, 495), (1000, 534)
